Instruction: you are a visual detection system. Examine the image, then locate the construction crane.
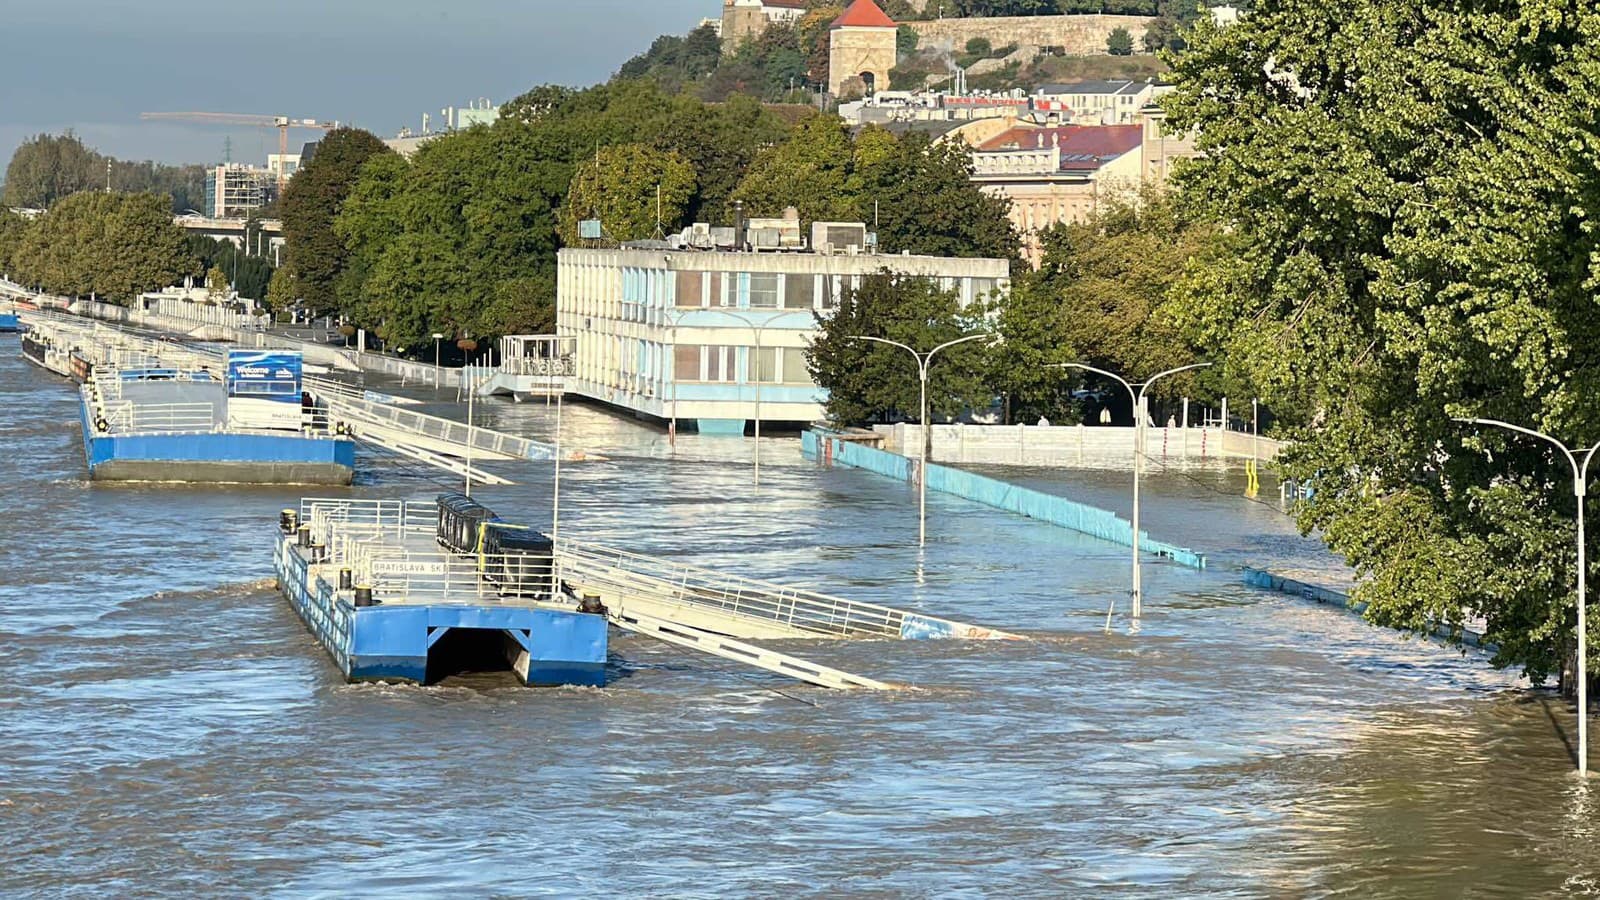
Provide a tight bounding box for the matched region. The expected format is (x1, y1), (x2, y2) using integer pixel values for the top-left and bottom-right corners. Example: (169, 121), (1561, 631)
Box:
(139, 112), (341, 193)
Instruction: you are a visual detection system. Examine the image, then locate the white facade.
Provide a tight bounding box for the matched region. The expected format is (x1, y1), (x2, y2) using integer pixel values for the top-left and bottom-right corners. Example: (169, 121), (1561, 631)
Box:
(557, 247), (1011, 432)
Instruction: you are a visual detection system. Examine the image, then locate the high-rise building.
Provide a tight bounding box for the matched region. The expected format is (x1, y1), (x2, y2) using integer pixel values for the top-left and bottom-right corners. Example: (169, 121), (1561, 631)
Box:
(204, 164), (274, 217)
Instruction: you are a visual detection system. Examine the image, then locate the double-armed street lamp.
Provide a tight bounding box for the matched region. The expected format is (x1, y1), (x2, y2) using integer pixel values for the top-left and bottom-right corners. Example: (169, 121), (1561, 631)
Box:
(1053, 361), (1212, 621)
(852, 333), (994, 547)
(1454, 416), (1600, 776)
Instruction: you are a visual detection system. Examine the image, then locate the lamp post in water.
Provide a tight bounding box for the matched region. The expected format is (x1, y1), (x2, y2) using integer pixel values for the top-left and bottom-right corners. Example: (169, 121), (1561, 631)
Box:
(853, 333), (993, 547)
(720, 310), (769, 489)
(1053, 361), (1212, 621)
(1454, 416), (1599, 777)
(431, 333), (445, 393)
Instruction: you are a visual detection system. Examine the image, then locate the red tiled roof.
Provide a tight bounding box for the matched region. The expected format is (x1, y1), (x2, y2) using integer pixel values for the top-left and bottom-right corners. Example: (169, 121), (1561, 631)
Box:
(977, 125), (1143, 172)
(832, 0), (896, 29)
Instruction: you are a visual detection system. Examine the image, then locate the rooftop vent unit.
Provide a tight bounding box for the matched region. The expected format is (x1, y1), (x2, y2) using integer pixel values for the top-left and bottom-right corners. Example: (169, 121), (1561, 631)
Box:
(811, 222), (869, 255)
(746, 216), (804, 251)
(685, 222), (715, 250)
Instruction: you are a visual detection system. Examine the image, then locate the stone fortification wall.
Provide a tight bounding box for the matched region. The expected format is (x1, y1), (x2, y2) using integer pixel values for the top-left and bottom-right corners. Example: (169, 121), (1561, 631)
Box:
(906, 14), (1158, 56)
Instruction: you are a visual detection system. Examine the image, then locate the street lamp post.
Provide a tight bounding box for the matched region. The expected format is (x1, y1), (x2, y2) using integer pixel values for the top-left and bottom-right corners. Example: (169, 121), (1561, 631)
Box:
(854, 333), (992, 547)
(1053, 361), (1212, 620)
(431, 333), (445, 393)
(1455, 416), (1600, 777)
(721, 310), (769, 488)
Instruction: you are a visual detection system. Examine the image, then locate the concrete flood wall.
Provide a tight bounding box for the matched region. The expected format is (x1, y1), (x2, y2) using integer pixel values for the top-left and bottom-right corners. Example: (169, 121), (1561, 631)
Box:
(804, 429), (1206, 570)
(875, 422), (1284, 470)
(1242, 567), (1491, 650)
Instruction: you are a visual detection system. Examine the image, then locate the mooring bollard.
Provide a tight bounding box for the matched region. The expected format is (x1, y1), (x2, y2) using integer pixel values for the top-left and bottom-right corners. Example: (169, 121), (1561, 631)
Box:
(353, 585), (374, 607)
(338, 568), (353, 591)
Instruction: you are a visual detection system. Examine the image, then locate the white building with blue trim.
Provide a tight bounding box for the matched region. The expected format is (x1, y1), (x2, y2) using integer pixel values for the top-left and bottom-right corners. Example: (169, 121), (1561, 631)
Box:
(557, 244), (1010, 434)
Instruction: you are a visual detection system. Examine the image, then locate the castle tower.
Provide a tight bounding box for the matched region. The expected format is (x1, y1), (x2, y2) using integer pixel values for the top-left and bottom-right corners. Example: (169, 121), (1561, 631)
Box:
(829, 0), (897, 97)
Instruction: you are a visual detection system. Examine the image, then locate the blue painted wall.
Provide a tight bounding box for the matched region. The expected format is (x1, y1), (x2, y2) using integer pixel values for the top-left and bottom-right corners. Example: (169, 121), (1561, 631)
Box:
(805, 429), (1206, 570)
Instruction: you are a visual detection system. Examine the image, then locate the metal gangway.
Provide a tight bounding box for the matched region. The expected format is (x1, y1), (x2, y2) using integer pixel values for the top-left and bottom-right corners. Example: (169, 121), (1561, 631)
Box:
(297, 498), (920, 690)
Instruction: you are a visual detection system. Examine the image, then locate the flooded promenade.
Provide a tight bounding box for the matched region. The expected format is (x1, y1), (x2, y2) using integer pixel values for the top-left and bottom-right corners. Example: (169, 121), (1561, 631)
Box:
(4, 348), (1599, 897)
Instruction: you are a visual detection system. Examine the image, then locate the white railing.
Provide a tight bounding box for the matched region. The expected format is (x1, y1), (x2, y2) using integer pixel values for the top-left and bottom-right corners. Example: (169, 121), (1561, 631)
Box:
(100, 400), (217, 434)
(325, 394), (554, 461)
(553, 539), (904, 638)
(301, 498), (435, 547)
(501, 356), (574, 377)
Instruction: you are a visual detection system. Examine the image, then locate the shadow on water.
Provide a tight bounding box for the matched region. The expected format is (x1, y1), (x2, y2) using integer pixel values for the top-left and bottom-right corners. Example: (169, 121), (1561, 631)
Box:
(1534, 690), (1580, 768)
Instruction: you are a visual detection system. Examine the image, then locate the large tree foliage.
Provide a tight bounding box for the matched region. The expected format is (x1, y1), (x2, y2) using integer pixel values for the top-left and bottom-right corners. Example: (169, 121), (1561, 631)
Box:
(2, 132), (207, 212)
(559, 143), (696, 244)
(186, 234), (274, 302)
(732, 116), (1019, 259)
(9, 192), (196, 302)
(984, 191), (1214, 424)
(335, 124), (568, 350)
(2, 133), (100, 208)
(279, 127), (391, 315)
(0, 209), (27, 276)
(331, 81), (793, 351)
(807, 272), (992, 428)
(1163, 0), (1600, 684)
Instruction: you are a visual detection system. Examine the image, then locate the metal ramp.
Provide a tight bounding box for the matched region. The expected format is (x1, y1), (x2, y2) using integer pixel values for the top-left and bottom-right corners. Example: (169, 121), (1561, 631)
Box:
(354, 432), (513, 486)
(555, 539), (1023, 642)
(609, 609), (896, 691)
(322, 393), (556, 462)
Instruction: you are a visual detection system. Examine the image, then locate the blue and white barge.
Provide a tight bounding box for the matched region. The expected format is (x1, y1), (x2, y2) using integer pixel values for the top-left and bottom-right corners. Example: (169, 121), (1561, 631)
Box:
(276, 496), (608, 686)
(273, 493), (1022, 689)
(80, 350), (355, 484)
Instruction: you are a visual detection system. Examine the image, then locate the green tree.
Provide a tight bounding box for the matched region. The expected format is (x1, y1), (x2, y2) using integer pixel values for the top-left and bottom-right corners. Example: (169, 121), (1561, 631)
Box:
(264, 266), (297, 313)
(1106, 27), (1134, 56)
(733, 117), (1018, 260)
(559, 144), (696, 244)
(10, 192), (196, 302)
(280, 127), (392, 315)
(965, 37), (993, 58)
(806, 271), (993, 429)
(0, 209), (29, 276)
(1162, 0), (1600, 686)
(896, 24), (920, 57)
(2, 132), (99, 208)
(205, 265), (230, 296)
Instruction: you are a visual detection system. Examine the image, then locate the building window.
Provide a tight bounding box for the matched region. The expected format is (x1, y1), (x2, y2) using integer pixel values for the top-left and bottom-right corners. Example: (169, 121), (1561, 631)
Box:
(784, 273), (816, 309)
(754, 347), (779, 383)
(782, 348), (811, 384)
(675, 270), (703, 308)
(749, 272), (780, 308)
(674, 345), (699, 380)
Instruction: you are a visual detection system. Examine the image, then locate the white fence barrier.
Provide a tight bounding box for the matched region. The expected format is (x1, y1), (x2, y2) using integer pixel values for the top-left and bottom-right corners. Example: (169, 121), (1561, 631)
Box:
(876, 422), (1285, 470)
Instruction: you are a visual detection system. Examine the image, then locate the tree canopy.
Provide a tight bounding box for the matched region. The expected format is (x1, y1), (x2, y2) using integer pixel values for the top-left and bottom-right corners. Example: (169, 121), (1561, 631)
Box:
(279, 127), (392, 315)
(806, 272), (993, 428)
(8, 192), (197, 302)
(732, 115), (1019, 260)
(559, 144), (696, 244)
(1162, 0), (1600, 684)
(2, 132), (207, 212)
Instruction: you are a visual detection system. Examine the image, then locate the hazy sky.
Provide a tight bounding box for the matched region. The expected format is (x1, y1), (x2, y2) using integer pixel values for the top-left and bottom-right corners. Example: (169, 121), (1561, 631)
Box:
(0, 0), (711, 171)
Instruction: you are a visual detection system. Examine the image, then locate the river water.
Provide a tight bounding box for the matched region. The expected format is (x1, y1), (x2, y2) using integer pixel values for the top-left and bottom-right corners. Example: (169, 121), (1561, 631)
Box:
(4, 347), (1600, 897)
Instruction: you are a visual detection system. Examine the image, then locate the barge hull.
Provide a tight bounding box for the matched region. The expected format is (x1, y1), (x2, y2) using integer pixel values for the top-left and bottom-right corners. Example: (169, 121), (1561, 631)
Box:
(273, 534), (607, 686)
(80, 401), (356, 485)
